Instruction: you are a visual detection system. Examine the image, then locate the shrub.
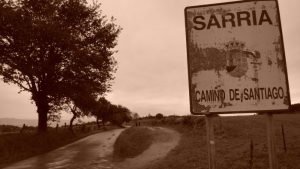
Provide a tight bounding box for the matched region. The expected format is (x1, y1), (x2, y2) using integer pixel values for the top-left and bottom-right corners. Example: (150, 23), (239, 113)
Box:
(195, 116), (205, 126)
(165, 117), (177, 124)
(0, 125), (20, 134)
(181, 116), (194, 126)
(174, 117), (184, 124)
(2, 127), (12, 133)
(151, 120), (158, 126)
(81, 125), (86, 133)
(161, 118), (165, 124)
(155, 113), (164, 119)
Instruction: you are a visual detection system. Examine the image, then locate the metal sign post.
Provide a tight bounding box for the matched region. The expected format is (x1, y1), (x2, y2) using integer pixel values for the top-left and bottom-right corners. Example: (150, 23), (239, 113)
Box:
(266, 113), (278, 169)
(205, 115), (216, 169)
(184, 0), (291, 168)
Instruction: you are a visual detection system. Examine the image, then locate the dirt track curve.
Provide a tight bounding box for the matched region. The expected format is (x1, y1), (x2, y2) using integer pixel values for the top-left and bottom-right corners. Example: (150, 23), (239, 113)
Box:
(114, 127), (181, 169)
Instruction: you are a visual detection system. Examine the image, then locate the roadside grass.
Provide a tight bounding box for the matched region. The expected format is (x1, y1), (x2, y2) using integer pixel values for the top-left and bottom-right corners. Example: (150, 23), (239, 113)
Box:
(0, 125), (116, 168)
(113, 126), (154, 160)
(137, 114), (300, 169)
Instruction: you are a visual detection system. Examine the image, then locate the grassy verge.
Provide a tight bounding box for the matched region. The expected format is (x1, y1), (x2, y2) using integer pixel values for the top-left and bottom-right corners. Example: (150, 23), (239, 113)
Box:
(113, 126), (154, 160)
(140, 114), (300, 169)
(0, 125), (117, 168)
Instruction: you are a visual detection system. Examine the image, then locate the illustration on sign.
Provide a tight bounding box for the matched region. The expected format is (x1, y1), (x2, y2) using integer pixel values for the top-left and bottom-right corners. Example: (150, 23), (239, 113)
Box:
(185, 0), (290, 114)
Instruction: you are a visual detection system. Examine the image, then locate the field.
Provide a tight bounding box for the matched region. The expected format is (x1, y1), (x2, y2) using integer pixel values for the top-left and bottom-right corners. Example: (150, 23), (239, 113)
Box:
(122, 114), (300, 169)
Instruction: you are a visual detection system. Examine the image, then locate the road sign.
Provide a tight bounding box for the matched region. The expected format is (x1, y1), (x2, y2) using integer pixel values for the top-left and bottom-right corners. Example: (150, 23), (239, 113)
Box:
(185, 0), (290, 115)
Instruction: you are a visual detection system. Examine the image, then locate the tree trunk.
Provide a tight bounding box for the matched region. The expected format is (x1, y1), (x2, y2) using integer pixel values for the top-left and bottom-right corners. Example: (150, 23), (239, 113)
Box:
(70, 112), (77, 136)
(96, 116), (101, 129)
(102, 119), (107, 130)
(34, 91), (50, 133)
(38, 111), (48, 132)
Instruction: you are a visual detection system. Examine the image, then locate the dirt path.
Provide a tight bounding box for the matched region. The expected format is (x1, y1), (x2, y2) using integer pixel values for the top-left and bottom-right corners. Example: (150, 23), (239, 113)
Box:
(114, 127), (181, 169)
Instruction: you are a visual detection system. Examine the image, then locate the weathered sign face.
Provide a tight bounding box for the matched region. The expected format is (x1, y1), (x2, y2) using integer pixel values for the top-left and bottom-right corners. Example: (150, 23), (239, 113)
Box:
(185, 0), (290, 115)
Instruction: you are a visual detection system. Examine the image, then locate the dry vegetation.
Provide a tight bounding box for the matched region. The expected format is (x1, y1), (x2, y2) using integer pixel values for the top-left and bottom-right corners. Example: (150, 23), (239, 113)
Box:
(120, 114), (300, 169)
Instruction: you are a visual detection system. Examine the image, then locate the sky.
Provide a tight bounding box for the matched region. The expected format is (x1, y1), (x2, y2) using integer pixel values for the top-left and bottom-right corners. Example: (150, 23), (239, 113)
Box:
(0, 0), (299, 121)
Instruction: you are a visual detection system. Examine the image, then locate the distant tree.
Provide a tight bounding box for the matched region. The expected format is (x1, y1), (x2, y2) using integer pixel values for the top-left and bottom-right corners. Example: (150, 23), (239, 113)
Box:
(109, 104), (132, 127)
(132, 112), (139, 126)
(119, 105), (132, 123)
(2, 127), (13, 133)
(0, 0), (121, 132)
(91, 97), (111, 130)
(155, 113), (163, 119)
(63, 85), (99, 135)
(133, 112), (139, 120)
(64, 103), (84, 135)
(0, 125), (20, 133)
(290, 103), (300, 113)
(147, 113), (153, 118)
(47, 106), (62, 127)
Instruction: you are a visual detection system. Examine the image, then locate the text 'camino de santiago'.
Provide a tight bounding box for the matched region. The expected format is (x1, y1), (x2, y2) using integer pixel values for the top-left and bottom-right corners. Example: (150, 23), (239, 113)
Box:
(196, 87), (284, 103)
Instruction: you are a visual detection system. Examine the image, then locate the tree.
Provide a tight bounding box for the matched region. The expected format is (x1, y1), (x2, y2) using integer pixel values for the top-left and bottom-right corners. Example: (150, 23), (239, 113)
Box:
(132, 112), (139, 124)
(0, 0), (121, 132)
(62, 79), (99, 135)
(109, 104), (132, 127)
(91, 97), (111, 129)
(147, 113), (153, 118)
(133, 112), (139, 120)
(117, 105), (132, 123)
(290, 103), (300, 113)
(64, 103), (87, 135)
(47, 109), (61, 127)
(155, 113), (163, 119)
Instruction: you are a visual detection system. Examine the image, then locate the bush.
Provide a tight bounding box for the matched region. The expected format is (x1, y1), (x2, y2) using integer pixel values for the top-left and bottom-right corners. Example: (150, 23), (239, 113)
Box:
(81, 125), (86, 133)
(181, 116), (194, 126)
(2, 127), (13, 133)
(0, 125), (20, 133)
(164, 116), (177, 124)
(195, 116), (204, 126)
(142, 116), (204, 128)
(174, 117), (184, 124)
(155, 113), (163, 119)
(151, 120), (159, 126)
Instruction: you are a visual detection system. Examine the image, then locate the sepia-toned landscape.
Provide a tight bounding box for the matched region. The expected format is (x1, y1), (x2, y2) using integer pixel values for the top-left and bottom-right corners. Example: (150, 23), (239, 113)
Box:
(0, 0), (299, 168)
